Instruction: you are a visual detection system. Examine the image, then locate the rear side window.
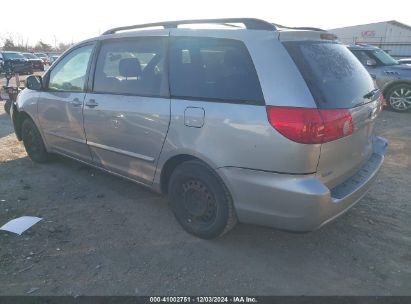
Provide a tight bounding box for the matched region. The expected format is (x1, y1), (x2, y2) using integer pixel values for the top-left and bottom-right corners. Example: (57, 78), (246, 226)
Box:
(93, 37), (168, 97)
(169, 37), (264, 105)
(283, 41), (374, 109)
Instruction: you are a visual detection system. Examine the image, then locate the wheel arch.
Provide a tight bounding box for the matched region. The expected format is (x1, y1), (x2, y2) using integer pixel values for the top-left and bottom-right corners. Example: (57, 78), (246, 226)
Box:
(382, 80), (411, 98)
(12, 108), (33, 141)
(159, 153), (224, 195)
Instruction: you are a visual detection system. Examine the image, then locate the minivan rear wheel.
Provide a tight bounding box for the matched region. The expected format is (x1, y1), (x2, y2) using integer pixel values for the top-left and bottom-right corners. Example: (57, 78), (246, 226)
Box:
(386, 84), (411, 112)
(168, 160), (237, 239)
(21, 118), (50, 163)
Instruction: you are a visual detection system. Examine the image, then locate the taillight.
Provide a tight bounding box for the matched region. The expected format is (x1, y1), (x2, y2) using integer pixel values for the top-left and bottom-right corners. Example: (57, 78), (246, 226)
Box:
(266, 106), (353, 144)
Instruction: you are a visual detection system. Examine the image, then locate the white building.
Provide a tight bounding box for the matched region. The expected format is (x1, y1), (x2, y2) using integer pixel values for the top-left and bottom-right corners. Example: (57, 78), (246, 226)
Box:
(329, 20), (411, 58)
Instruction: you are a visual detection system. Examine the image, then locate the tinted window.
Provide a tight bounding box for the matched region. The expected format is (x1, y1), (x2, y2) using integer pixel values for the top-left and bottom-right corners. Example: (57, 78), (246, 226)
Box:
(284, 41), (374, 109)
(48, 44), (94, 92)
(93, 37), (168, 97)
(351, 50), (373, 65)
(370, 49), (398, 66)
(169, 37), (264, 105)
(3, 52), (25, 60)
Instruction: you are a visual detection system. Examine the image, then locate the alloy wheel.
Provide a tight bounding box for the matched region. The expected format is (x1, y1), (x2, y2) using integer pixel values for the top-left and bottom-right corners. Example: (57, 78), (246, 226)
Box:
(389, 87), (411, 111)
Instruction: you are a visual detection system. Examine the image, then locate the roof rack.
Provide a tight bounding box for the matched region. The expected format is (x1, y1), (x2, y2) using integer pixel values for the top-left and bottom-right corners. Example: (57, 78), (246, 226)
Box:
(272, 23), (326, 32)
(102, 18), (277, 35)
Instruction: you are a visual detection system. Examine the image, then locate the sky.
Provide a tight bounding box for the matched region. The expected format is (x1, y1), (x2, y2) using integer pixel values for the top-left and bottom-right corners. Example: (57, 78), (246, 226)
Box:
(1, 0), (410, 47)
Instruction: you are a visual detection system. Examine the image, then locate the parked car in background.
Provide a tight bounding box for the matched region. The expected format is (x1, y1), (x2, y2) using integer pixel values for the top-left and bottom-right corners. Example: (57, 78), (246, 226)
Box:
(348, 44), (411, 112)
(398, 58), (411, 65)
(34, 52), (49, 65)
(48, 54), (60, 65)
(0, 51), (33, 75)
(22, 53), (45, 71)
(11, 18), (387, 239)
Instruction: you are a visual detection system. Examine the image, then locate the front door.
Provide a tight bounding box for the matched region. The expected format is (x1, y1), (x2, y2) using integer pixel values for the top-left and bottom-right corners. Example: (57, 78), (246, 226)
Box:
(83, 36), (170, 184)
(37, 43), (95, 161)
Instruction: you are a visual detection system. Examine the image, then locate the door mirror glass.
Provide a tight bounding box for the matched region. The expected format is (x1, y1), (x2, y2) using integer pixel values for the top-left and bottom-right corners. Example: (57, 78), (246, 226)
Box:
(366, 59), (377, 67)
(26, 75), (43, 90)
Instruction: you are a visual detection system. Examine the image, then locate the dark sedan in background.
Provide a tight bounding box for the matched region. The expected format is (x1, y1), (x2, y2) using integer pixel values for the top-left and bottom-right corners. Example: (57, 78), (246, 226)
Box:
(22, 53), (45, 71)
(0, 51), (33, 75)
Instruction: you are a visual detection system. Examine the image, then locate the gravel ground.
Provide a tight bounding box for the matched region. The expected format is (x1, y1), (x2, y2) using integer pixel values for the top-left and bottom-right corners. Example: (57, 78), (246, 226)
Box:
(0, 100), (410, 296)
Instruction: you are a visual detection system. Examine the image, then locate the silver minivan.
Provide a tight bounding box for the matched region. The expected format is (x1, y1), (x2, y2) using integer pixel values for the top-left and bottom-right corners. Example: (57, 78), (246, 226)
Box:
(11, 18), (387, 239)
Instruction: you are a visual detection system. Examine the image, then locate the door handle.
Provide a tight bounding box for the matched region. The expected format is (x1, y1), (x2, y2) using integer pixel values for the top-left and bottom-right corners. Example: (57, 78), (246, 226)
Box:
(85, 99), (99, 108)
(70, 98), (82, 107)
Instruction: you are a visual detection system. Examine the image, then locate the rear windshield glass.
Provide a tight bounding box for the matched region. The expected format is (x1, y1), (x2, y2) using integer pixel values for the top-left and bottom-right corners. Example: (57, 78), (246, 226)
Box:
(283, 41), (375, 109)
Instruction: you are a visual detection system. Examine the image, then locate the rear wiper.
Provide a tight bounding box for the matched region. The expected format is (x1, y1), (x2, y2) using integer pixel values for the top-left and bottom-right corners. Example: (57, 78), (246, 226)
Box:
(363, 89), (379, 100)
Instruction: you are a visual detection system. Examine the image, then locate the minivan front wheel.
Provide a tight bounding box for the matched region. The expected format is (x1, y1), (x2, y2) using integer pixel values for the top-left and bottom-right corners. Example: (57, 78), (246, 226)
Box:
(168, 160), (237, 239)
(21, 118), (50, 163)
(386, 84), (411, 112)
(4, 100), (11, 114)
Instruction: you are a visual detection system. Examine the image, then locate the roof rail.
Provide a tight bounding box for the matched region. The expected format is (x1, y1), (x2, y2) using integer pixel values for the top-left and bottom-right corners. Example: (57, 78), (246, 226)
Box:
(102, 18), (277, 35)
(272, 23), (326, 32)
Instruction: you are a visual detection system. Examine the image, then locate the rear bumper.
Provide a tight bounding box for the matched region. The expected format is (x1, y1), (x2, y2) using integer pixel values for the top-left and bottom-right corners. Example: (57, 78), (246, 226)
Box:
(31, 61), (44, 70)
(218, 136), (388, 231)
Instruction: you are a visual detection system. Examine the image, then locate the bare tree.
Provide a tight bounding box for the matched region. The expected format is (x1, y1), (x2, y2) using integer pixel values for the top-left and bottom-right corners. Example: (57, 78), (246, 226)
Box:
(57, 42), (74, 52)
(1, 34), (30, 51)
(33, 40), (53, 52)
(1, 33), (75, 53)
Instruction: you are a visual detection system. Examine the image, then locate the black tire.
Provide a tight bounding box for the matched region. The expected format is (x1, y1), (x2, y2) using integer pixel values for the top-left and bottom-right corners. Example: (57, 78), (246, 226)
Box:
(385, 84), (411, 112)
(21, 118), (50, 163)
(168, 160), (237, 239)
(4, 100), (11, 114)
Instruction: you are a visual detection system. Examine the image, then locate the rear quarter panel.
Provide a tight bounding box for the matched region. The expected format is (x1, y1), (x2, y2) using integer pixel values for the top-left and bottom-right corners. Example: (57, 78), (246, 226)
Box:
(154, 30), (322, 189)
(156, 100), (321, 177)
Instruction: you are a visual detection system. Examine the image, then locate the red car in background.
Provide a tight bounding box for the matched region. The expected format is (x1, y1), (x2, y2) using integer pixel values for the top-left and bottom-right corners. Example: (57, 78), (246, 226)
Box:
(34, 52), (49, 65)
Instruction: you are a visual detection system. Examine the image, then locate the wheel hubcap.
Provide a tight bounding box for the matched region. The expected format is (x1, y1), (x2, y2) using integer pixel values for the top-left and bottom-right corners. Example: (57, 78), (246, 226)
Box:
(24, 125), (42, 154)
(181, 179), (216, 224)
(390, 88), (411, 110)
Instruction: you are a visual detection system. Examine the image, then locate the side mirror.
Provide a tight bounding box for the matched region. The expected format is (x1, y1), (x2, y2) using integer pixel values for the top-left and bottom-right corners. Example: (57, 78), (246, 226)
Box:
(366, 59), (377, 67)
(26, 75), (43, 90)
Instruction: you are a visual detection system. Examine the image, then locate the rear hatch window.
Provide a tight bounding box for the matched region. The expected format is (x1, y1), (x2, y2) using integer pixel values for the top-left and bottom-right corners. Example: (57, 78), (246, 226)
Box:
(283, 41), (375, 109)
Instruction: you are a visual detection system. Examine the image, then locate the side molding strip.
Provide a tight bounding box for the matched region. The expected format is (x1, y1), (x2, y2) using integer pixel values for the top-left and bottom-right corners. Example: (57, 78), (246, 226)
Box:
(87, 141), (155, 162)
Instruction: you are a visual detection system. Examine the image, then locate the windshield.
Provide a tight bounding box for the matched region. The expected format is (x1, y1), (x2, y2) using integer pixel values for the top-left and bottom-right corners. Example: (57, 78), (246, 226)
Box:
(3, 52), (25, 60)
(23, 53), (38, 59)
(284, 41), (375, 109)
(372, 49), (398, 65)
(35, 53), (47, 57)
